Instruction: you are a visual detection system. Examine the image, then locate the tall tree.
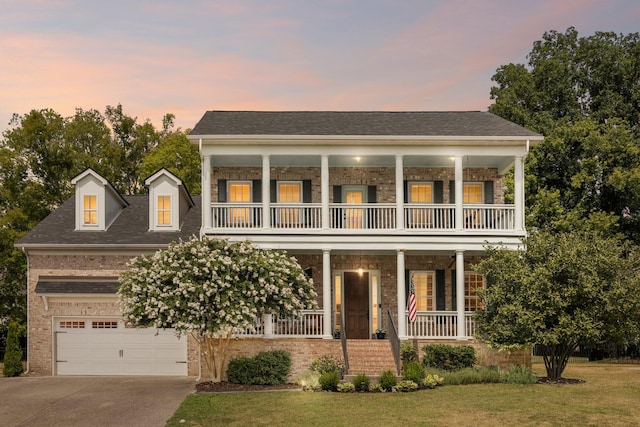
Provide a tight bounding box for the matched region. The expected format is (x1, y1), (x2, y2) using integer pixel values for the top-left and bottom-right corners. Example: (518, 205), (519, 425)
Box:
(475, 230), (640, 381)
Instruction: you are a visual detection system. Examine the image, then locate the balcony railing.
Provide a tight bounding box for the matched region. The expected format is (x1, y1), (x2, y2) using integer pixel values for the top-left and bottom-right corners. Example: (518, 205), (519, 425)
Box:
(405, 311), (476, 338)
(210, 203), (516, 232)
(233, 310), (324, 338)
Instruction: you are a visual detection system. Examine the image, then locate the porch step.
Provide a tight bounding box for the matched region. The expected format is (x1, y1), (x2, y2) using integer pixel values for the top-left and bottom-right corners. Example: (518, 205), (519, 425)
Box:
(345, 339), (398, 376)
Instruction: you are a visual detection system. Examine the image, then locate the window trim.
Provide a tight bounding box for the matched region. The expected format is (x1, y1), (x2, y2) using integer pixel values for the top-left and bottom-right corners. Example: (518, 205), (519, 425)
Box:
(408, 181), (434, 203)
(228, 180), (252, 203)
(156, 194), (172, 227)
(277, 181), (303, 204)
(83, 195), (98, 226)
(410, 270), (436, 311)
(464, 271), (485, 311)
(463, 182), (484, 204)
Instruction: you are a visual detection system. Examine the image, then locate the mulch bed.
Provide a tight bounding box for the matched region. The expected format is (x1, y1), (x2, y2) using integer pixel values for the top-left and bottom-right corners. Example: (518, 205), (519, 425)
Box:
(536, 377), (585, 384)
(196, 381), (302, 393)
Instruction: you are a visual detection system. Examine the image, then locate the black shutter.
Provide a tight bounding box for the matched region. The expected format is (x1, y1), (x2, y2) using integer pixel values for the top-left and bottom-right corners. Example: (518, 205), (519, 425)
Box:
(484, 181), (494, 204)
(434, 181), (444, 204)
(304, 268), (313, 280)
(405, 269), (411, 303)
(436, 270), (445, 311)
(270, 180), (277, 203)
(333, 185), (342, 203)
(302, 180), (312, 203)
(252, 180), (262, 203)
(368, 186), (377, 203)
(449, 181), (455, 203)
(403, 180), (408, 203)
(451, 270), (457, 311)
(217, 179), (227, 202)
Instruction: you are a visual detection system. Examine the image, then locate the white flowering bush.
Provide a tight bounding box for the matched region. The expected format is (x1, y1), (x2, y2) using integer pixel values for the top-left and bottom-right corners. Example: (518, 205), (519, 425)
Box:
(118, 237), (317, 382)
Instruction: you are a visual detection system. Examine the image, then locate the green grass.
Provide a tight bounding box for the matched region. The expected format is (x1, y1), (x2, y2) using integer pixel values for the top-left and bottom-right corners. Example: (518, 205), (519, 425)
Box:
(166, 363), (640, 427)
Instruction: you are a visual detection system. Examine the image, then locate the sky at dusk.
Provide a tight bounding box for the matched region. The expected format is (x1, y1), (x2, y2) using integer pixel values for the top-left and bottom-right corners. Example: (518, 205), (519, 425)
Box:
(1, 0), (639, 134)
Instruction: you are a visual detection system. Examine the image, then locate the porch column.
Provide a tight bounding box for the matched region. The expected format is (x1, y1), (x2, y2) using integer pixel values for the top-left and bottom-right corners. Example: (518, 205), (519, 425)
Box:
(262, 155), (270, 229)
(454, 156), (463, 231)
(202, 153), (211, 231)
(396, 249), (407, 339)
(514, 155), (524, 231)
(395, 155), (404, 230)
(456, 250), (466, 339)
(321, 155), (330, 229)
(322, 249), (332, 339)
(263, 313), (274, 338)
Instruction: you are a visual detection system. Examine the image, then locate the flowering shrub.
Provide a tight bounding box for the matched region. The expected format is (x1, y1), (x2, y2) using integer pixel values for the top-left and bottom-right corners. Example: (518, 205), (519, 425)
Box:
(118, 237), (317, 382)
(309, 354), (346, 377)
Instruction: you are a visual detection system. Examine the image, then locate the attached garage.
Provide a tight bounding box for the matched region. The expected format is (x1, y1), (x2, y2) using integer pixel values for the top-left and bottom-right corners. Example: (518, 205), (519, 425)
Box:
(55, 318), (188, 376)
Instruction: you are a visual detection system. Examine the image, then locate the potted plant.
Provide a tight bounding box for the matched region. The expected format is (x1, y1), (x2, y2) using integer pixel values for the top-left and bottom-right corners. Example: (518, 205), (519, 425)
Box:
(333, 329), (341, 339)
(375, 328), (386, 339)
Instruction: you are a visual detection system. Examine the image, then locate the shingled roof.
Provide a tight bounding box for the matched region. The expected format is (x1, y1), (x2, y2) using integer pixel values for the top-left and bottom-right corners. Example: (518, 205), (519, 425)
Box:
(190, 111), (541, 137)
(16, 195), (201, 248)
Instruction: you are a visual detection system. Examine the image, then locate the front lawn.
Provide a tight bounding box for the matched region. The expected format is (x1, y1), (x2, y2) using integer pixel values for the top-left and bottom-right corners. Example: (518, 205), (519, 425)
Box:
(166, 363), (640, 426)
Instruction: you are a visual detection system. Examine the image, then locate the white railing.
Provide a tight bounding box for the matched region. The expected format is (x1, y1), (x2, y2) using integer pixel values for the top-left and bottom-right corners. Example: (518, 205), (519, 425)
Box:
(463, 204), (514, 230)
(271, 204), (322, 229)
(329, 203), (396, 229)
(212, 203), (263, 228)
(405, 311), (476, 338)
(233, 310), (324, 338)
(404, 204), (455, 229)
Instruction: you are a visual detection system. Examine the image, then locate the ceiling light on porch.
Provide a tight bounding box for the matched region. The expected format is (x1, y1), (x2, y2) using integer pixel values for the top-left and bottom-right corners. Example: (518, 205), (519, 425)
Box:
(358, 267), (364, 276)
(354, 156), (362, 162)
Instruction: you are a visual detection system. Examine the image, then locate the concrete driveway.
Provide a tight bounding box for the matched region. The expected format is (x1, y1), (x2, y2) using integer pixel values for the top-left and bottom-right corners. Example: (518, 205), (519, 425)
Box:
(0, 376), (195, 427)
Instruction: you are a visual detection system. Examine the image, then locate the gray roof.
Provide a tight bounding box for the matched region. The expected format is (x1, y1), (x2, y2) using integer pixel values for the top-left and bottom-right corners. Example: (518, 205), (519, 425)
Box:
(190, 111), (541, 137)
(16, 195), (201, 248)
(35, 276), (120, 294)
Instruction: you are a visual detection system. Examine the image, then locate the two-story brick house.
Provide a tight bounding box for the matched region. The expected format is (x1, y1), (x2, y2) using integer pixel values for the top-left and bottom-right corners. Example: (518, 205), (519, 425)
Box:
(18, 110), (541, 378)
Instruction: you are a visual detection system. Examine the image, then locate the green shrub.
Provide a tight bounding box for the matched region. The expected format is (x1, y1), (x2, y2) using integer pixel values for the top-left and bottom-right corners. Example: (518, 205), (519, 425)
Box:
(319, 371), (340, 391)
(422, 344), (476, 371)
(442, 366), (501, 385)
(501, 365), (538, 384)
(400, 341), (418, 365)
(396, 380), (418, 392)
(378, 369), (397, 391)
(227, 350), (291, 385)
(369, 383), (383, 392)
(310, 354), (345, 376)
(295, 370), (321, 391)
(2, 321), (23, 377)
(337, 382), (355, 392)
(402, 361), (426, 384)
(423, 373), (444, 389)
(353, 373), (370, 392)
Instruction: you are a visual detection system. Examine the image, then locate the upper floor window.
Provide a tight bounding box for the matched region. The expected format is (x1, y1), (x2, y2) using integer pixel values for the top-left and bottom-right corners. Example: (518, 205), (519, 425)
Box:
(157, 195), (171, 226)
(465, 272), (485, 311)
(408, 182), (433, 203)
(411, 271), (435, 311)
(228, 181), (251, 225)
(463, 183), (483, 204)
(83, 195), (97, 225)
(278, 182), (301, 203)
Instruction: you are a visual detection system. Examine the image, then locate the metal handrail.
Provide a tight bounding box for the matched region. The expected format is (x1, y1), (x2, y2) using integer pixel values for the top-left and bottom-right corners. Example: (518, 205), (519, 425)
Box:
(340, 314), (349, 374)
(387, 309), (401, 375)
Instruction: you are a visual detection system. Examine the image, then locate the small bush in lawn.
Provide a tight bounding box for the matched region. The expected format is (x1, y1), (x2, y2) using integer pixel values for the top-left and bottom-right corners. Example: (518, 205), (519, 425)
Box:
(337, 382), (355, 393)
(378, 369), (397, 391)
(227, 350), (291, 385)
(319, 371), (340, 391)
(402, 361), (426, 384)
(443, 366), (501, 385)
(400, 341), (418, 365)
(423, 373), (444, 389)
(369, 383), (383, 392)
(2, 321), (23, 377)
(295, 370), (321, 391)
(422, 344), (476, 371)
(396, 380), (418, 392)
(310, 354), (345, 377)
(353, 373), (370, 392)
(501, 365), (537, 384)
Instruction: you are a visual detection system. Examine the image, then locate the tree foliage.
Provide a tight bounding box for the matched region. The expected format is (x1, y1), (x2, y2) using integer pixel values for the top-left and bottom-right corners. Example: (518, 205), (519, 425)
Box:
(474, 230), (640, 380)
(489, 27), (640, 242)
(2, 321), (24, 377)
(118, 237), (317, 382)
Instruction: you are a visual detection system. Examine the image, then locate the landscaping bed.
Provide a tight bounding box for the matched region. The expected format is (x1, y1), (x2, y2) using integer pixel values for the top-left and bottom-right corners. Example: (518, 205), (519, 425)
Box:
(196, 381), (302, 393)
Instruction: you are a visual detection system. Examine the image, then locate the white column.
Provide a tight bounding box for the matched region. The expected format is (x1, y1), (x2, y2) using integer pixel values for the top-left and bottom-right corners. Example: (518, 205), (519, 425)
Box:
(263, 313), (274, 338)
(262, 155), (270, 229)
(321, 155), (330, 229)
(395, 155), (404, 230)
(456, 250), (466, 339)
(514, 156), (524, 231)
(322, 249), (332, 339)
(454, 156), (463, 231)
(202, 154), (212, 232)
(396, 249), (407, 339)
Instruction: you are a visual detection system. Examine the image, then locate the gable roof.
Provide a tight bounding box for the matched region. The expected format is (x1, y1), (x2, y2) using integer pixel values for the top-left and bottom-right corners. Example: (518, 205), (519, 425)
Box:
(71, 167), (129, 207)
(190, 111), (541, 138)
(16, 195), (201, 249)
(144, 167), (195, 207)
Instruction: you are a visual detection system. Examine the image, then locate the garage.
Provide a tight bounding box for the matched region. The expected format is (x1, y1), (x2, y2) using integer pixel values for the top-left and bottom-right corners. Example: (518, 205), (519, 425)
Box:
(55, 318), (188, 376)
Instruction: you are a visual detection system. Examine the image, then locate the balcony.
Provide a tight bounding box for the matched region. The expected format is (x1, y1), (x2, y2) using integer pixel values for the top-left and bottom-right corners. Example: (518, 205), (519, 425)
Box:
(210, 203), (516, 232)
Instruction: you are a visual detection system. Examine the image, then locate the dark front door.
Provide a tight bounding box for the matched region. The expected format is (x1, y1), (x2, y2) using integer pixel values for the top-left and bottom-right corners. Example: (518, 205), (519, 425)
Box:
(344, 272), (369, 339)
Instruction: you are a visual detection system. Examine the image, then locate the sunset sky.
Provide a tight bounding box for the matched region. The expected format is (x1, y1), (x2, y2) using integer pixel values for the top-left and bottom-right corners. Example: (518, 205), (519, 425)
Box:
(1, 0), (639, 134)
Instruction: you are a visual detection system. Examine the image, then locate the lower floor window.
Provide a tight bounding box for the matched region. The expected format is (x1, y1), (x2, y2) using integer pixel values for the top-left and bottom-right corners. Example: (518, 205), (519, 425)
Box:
(411, 271), (434, 311)
(465, 272), (484, 311)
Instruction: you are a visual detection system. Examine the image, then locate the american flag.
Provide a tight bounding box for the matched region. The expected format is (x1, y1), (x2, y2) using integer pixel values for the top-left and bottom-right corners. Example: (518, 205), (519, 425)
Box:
(408, 274), (417, 323)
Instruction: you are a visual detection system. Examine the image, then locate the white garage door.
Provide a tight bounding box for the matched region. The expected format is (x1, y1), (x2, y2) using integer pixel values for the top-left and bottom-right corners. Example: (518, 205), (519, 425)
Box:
(55, 319), (187, 376)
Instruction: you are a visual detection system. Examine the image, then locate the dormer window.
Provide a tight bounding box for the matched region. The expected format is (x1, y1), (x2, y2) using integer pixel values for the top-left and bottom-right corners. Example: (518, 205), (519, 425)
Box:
(83, 195), (98, 225)
(157, 195), (171, 226)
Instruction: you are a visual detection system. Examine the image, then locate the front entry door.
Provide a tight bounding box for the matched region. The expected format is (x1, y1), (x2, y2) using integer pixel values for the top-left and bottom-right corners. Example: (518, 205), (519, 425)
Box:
(344, 272), (369, 339)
